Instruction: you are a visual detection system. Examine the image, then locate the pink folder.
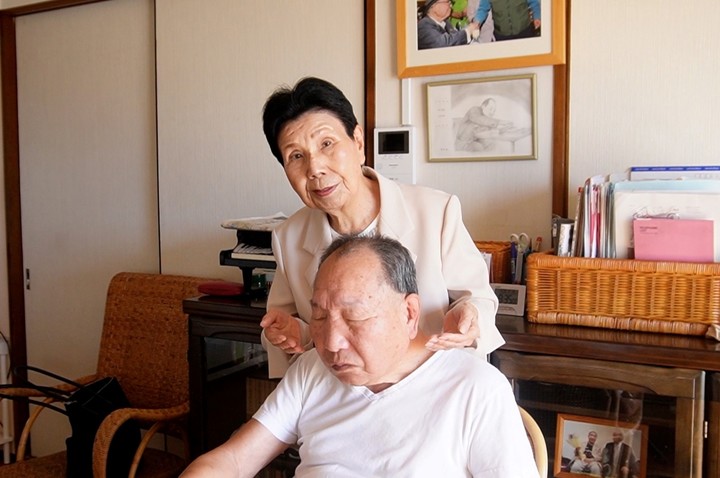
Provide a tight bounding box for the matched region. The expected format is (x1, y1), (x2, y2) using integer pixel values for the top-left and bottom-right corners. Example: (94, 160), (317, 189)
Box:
(632, 218), (714, 262)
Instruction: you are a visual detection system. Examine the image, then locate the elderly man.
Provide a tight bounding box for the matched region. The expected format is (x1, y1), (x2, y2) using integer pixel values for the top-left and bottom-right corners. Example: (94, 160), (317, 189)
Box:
(418, 0), (480, 49)
(181, 235), (536, 477)
(569, 430), (603, 474)
(601, 430), (639, 478)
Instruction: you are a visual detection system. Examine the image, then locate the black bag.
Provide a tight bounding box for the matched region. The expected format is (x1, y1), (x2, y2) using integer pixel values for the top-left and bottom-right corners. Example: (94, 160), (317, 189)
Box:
(0, 366), (141, 478)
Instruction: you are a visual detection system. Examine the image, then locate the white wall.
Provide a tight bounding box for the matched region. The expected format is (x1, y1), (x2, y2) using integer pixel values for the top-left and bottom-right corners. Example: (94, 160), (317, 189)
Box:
(568, 0), (720, 213)
(155, 0), (364, 278)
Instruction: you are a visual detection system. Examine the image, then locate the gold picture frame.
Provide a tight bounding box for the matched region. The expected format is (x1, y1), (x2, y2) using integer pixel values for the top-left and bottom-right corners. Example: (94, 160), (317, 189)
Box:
(426, 74), (536, 162)
(397, 0), (566, 78)
(555, 413), (649, 478)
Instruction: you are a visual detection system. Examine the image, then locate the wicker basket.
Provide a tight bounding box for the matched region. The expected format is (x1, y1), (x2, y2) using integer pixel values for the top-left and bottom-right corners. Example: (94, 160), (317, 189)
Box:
(525, 253), (720, 336)
(475, 241), (512, 284)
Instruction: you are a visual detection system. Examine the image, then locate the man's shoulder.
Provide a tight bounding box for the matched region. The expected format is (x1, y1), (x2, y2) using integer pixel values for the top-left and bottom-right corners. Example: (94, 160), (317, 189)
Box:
(289, 348), (323, 371)
(417, 16), (434, 28)
(433, 350), (506, 384)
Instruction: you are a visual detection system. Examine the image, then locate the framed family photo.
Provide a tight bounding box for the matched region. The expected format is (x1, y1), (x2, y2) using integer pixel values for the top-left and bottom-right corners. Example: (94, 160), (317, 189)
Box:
(426, 74), (536, 162)
(397, 0), (566, 78)
(554, 414), (649, 478)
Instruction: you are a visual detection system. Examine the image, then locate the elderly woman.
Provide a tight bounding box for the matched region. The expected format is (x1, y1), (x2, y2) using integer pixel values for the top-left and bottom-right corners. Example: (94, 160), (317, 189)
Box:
(260, 77), (503, 377)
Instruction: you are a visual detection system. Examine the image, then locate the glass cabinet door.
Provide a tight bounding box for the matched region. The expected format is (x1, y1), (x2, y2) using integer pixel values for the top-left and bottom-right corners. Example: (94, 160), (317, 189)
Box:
(708, 373), (719, 477)
(198, 336), (298, 477)
(492, 350), (705, 478)
(202, 337), (269, 451)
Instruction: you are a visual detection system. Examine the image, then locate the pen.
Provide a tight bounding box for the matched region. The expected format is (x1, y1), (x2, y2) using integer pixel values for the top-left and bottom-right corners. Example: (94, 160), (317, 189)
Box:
(514, 248), (524, 284)
(510, 241), (517, 283)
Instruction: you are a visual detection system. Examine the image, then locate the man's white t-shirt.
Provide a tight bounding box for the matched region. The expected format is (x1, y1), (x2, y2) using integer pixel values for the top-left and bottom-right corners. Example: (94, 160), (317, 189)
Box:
(253, 349), (537, 477)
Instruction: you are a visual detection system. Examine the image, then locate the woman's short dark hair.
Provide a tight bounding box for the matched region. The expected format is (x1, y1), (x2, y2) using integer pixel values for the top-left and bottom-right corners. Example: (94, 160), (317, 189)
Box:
(262, 77), (359, 165)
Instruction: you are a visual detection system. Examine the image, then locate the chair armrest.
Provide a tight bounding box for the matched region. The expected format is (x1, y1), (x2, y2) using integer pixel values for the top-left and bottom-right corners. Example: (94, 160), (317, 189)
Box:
(93, 402), (190, 478)
(0, 386), (53, 398)
(0, 373), (99, 398)
(1, 373), (101, 461)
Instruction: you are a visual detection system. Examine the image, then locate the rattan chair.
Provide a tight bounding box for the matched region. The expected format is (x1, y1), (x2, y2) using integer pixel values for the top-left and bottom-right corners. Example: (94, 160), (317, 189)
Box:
(519, 406), (548, 478)
(0, 272), (210, 478)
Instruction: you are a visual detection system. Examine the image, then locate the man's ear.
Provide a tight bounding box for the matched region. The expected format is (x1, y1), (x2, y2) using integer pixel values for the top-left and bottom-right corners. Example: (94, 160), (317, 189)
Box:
(404, 293), (421, 338)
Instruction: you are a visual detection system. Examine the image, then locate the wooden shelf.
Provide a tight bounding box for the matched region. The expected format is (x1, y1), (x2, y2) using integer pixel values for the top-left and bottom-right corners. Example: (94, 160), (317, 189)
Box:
(492, 317), (716, 478)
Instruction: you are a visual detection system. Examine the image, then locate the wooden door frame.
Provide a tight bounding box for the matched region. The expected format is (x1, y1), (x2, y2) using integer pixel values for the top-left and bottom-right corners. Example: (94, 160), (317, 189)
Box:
(0, 0), (375, 451)
(552, 0), (571, 218)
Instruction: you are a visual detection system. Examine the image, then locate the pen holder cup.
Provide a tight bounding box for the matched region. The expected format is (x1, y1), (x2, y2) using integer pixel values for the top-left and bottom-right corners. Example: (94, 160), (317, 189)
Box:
(475, 241), (512, 284)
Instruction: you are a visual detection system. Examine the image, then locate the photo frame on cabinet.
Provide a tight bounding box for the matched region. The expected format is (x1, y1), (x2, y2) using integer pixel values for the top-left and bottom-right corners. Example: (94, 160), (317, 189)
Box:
(397, 0), (566, 78)
(426, 74), (536, 162)
(554, 414), (648, 478)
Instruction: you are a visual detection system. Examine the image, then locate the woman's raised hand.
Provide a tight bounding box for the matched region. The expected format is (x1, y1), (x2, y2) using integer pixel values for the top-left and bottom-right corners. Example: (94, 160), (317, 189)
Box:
(260, 309), (305, 354)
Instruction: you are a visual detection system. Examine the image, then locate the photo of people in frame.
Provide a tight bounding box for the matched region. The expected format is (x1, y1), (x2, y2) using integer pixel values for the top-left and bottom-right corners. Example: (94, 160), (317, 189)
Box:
(397, 0), (565, 79)
(416, 0), (540, 50)
(555, 414), (648, 478)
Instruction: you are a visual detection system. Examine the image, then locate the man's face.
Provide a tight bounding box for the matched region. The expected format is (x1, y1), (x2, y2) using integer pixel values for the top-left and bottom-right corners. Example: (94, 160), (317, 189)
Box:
(429, 0), (453, 20)
(278, 111), (366, 216)
(310, 250), (419, 390)
(612, 431), (623, 444)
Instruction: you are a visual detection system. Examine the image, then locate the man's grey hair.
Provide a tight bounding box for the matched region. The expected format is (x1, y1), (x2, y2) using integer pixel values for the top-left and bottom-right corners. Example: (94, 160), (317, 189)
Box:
(319, 235), (418, 295)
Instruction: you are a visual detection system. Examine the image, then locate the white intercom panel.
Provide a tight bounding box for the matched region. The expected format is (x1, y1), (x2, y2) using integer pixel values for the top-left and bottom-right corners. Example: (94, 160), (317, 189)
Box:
(373, 126), (415, 184)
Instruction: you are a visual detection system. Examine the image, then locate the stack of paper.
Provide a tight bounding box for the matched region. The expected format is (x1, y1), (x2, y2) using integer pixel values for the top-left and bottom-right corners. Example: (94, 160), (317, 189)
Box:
(221, 212), (287, 231)
(221, 213), (288, 261)
(570, 172), (720, 261)
(612, 180), (720, 261)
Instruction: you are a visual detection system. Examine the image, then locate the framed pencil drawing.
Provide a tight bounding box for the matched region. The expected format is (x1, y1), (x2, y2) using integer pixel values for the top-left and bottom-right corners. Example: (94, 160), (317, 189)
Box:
(426, 74), (536, 162)
(397, 0), (566, 78)
(554, 414), (648, 478)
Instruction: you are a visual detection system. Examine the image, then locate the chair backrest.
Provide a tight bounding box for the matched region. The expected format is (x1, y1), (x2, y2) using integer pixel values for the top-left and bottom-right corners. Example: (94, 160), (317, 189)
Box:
(519, 406), (548, 478)
(95, 272), (209, 409)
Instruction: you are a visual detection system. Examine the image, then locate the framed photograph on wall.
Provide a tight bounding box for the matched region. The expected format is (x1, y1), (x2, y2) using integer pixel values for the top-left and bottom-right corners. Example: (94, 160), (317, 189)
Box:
(397, 0), (566, 78)
(426, 74), (536, 162)
(554, 414), (649, 478)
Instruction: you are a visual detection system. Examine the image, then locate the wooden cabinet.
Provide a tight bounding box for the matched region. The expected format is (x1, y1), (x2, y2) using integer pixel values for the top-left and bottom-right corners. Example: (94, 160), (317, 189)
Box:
(185, 295), (265, 456)
(493, 316), (720, 478)
(184, 295), (298, 476)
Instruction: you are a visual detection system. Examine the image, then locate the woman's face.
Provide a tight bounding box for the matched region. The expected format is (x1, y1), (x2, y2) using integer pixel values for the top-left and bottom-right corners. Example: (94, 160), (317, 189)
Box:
(278, 111), (366, 214)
